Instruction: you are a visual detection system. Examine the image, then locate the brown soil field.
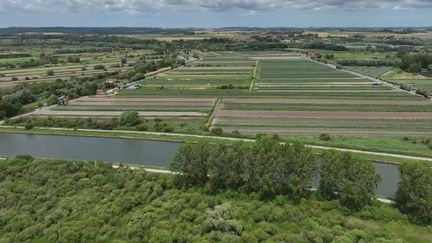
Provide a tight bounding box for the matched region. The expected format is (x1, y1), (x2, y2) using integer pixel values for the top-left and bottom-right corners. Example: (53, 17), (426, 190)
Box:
(33, 110), (206, 117)
(179, 66), (252, 70)
(76, 96), (216, 104)
(32, 115), (204, 122)
(256, 83), (371, 87)
(68, 101), (212, 107)
(222, 98), (431, 105)
(214, 110), (432, 120)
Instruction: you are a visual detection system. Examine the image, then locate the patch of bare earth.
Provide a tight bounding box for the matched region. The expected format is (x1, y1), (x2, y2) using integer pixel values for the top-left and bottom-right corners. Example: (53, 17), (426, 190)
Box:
(222, 98), (430, 105)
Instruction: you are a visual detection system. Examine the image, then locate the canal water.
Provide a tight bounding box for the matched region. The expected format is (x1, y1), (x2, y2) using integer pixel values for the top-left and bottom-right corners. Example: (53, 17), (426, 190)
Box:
(0, 133), (181, 166)
(0, 132), (400, 199)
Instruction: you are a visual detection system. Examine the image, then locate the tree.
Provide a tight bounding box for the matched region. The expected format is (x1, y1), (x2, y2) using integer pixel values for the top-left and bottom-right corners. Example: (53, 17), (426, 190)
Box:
(47, 70), (54, 76)
(400, 53), (432, 73)
(4, 89), (37, 105)
(407, 63), (422, 73)
(206, 142), (248, 192)
(170, 142), (213, 187)
(396, 162), (432, 224)
(48, 94), (59, 105)
(0, 97), (21, 119)
(119, 111), (142, 127)
(319, 151), (381, 211)
(245, 136), (282, 196)
(278, 142), (317, 200)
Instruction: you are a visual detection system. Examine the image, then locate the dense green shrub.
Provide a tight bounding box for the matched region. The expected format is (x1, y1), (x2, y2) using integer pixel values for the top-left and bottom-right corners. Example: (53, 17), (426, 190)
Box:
(119, 111), (142, 127)
(171, 137), (318, 200)
(210, 127), (223, 136)
(319, 151), (381, 211)
(396, 162), (432, 224)
(319, 133), (331, 141)
(400, 53), (432, 73)
(0, 157), (429, 242)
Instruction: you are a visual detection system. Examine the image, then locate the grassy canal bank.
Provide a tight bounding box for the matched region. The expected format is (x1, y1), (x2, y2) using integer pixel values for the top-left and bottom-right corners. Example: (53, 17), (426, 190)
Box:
(1, 125), (431, 165)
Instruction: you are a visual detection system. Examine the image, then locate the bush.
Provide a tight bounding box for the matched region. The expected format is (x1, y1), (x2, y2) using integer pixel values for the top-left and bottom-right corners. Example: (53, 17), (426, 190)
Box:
(135, 124), (148, 131)
(93, 64), (106, 70)
(46, 70), (54, 76)
(14, 154), (34, 162)
(319, 133), (331, 141)
(231, 130), (241, 137)
(164, 126), (174, 133)
(415, 89), (429, 98)
(24, 123), (34, 130)
(129, 73), (146, 82)
(210, 127), (223, 136)
(119, 111), (142, 127)
(399, 83), (412, 91)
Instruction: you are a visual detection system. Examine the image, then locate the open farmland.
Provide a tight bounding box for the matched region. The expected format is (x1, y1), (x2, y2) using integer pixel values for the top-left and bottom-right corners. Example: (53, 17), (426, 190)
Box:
(210, 56), (432, 137)
(0, 50), (147, 88)
(31, 96), (216, 123)
(344, 66), (394, 78)
(130, 53), (256, 92)
(29, 51), (432, 137)
(390, 79), (432, 94)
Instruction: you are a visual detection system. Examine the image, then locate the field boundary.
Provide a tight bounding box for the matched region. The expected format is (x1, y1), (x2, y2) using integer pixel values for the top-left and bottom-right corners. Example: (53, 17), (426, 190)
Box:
(206, 98), (222, 128)
(249, 60), (259, 92)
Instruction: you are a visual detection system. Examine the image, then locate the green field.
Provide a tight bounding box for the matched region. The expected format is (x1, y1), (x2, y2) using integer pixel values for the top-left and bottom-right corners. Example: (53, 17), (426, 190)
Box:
(344, 66), (394, 77)
(392, 79), (432, 93)
(210, 56), (432, 138)
(17, 51), (432, 143)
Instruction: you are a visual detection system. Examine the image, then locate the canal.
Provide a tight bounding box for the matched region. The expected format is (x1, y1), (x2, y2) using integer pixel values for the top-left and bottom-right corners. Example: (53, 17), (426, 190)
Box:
(0, 132), (400, 199)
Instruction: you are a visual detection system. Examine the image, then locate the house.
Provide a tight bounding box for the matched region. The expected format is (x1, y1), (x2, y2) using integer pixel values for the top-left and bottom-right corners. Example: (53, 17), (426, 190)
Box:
(57, 95), (69, 105)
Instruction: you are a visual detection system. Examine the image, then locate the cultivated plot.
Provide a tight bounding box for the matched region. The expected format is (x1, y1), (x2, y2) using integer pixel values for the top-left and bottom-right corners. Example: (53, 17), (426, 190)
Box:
(211, 57), (432, 137)
(32, 96), (216, 122)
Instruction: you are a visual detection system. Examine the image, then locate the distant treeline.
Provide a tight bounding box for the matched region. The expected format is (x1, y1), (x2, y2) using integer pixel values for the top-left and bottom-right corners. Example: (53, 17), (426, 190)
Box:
(54, 48), (113, 54)
(338, 59), (401, 66)
(0, 53), (31, 59)
(302, 42), (348, 51)
(0, 27), (197, 35)
(400, 53), (432, 73)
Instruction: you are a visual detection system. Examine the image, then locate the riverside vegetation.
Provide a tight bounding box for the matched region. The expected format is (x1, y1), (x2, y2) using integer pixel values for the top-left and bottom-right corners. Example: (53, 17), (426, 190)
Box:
(0, 137), (431, 242)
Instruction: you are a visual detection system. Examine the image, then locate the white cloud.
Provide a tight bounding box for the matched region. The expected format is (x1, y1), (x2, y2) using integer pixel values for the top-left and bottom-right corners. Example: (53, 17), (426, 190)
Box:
(0, 0), (431, 13)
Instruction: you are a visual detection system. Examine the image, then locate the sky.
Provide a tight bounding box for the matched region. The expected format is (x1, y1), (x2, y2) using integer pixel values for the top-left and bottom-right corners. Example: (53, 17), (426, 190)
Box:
(0, 0), (431, 28)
